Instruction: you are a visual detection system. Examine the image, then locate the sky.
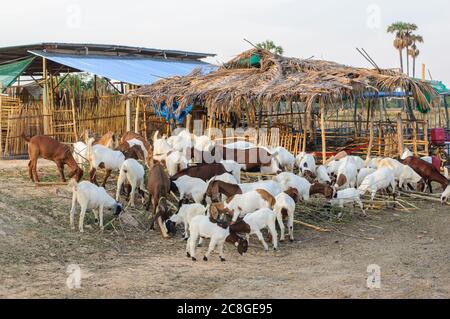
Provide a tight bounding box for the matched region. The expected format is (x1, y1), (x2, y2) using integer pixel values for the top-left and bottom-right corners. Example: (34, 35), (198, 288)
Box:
(1, 0), (449, 85)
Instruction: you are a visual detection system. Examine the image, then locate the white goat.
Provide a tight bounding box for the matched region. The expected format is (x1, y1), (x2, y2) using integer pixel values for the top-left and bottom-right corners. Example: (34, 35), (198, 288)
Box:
(88, 142), (125, 183)
(298, 154), (316, 174)
(69, 180), (123, 233)
(152, 131), (173, 161)
(398, 165), (423, 190)
(169, 203), (208, 240)
(238, 180), (284, 197)
(220, 160), (245, 183)
(330, 188), (365, 215)
(272, 146), (296, 172)
(326, 160), (342, 176)
(274, 172), (312, 201)
(166, 151), (189, 176)
(116, 159), (146, 208)
(358, 167), (396, 200)
(273, 192), (296, 242)
(401, 148), (414, 160)
(73, 141), (89, 165)
(167, 129), (193, 153)
(194, 135), (215, 151)
(316, 165), (331, 184)
(186, 215), (247, 262)
(172, 175), (207, 204)
(224, 190), (275, 223)
(357, 168), (376, 188)
(334, 162), (357, 190)
(243, 208), (278, 251)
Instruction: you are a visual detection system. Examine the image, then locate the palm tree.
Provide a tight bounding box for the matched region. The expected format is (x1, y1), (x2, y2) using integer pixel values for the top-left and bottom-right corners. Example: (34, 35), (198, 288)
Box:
(256, 40), (284, 55)
(403, 23), (418, 76)
(408, 34), (424, 78)
(387, 22), (408, 73)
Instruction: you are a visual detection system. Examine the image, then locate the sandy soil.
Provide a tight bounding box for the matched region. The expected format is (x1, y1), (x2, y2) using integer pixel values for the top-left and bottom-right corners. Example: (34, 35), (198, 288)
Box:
(0, 160), (449, 299)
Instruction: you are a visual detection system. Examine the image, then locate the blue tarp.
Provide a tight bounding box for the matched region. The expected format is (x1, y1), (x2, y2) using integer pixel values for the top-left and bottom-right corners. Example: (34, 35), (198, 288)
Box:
(154, 101), (193, 125)
(28, 50), (216, 85)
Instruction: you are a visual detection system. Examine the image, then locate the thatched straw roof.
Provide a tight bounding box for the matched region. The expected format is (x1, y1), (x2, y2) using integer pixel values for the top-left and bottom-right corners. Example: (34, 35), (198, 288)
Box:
(129, 48), (436, 115)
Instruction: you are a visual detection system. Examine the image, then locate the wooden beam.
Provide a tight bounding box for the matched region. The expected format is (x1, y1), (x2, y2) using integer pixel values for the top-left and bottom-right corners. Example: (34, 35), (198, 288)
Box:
(126, 85), (131, 132)
(134, 98), (140, 134)
(397, 113), (404, 157)
(367, 100), (375, 160)
(320, 99), (326, 164)
(42, 57), (50, 135)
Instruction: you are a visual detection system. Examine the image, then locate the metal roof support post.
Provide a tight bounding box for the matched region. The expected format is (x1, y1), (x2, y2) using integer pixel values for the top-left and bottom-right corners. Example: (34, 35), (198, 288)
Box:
(320, 98), (326, 164)
(125, 85), (131, 132)
(42, 57), (50, 135)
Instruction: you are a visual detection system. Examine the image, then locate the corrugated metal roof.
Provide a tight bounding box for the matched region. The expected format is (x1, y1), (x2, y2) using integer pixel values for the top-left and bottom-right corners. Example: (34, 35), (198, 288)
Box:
(29, 50), (216, 85)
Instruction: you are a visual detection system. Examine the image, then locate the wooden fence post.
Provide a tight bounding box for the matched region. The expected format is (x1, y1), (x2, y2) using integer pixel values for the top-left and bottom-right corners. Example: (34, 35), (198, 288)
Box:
(397, 113), (404, 157)
(367, 103), (375, 160)
(134, 98), (140, 134)
(320, 99), (326, 164)
(42, 57), (50, 135)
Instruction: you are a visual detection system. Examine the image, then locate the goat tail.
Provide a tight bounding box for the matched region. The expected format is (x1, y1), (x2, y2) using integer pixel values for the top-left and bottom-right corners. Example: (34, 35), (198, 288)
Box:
(21, 133), (31, 143)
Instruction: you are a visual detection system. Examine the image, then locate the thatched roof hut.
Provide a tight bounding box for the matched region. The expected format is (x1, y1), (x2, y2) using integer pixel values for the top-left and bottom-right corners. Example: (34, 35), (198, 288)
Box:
(130, 48), (436, 117)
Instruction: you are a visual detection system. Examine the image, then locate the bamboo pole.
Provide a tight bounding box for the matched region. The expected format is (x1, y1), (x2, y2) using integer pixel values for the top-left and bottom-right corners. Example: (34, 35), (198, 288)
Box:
(71, 97), (78, 141)
(186, 113), (192, 133)
(367, 102), (375, 160)
(302, 106), (308, 152)
(125, 85), (131, 132)
(134, 98), (140, 134)
(320, 99), (326, 164)
(412, 120), (418, 156)
(42, 57), (50, 135)
(424, 120), (429, 155)
(397, 113), (404, 157)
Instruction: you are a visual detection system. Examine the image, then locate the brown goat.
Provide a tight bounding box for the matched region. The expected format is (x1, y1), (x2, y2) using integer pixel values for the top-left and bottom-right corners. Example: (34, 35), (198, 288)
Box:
(310, 183), (335, 200)
(22, 134), (83, 183)
(284, 187), (300, 203)
(401, 156), (449, 193)
(205, 180), (242, 203)
(171, 163), (230, 182)
(97, 131), (119, 149)
(146, 161), (172, 238)
(84, 130), (119, 149)
(187, 145), (279, 173)
(120, 131), (153, 155)
(117, 142), (145, 162)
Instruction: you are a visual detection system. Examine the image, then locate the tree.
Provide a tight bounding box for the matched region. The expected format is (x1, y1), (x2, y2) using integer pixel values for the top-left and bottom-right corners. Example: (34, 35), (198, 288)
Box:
(387, 22), (419, 76)
(387, 22), (408, 73)
(408, 34), (424, 78)
(403, 23), (418, 76)
(256, 40), (284, 55)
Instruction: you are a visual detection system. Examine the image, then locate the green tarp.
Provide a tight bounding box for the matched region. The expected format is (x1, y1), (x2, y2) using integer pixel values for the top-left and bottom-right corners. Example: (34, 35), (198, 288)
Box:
(429, 80), (449, 95)
(0, 57), (34, 91)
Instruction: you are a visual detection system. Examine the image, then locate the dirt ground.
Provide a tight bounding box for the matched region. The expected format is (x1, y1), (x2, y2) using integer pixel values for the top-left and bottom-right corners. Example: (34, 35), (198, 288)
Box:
(0, 160), (449, 299)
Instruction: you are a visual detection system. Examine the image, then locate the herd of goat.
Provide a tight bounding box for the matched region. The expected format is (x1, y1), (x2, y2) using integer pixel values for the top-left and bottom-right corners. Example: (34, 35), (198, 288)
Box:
(20, 128), (450, 262)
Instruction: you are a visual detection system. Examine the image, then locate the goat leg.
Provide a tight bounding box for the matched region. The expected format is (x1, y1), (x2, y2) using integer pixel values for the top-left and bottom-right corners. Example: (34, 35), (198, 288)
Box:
(101, 169), (112, 187)
(89, 168), (98, 186)
(28, 160), (34, 182)
(56, 161), (66, 182)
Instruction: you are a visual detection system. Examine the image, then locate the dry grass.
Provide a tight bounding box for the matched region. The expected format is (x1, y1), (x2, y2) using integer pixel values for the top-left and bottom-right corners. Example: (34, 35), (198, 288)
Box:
(130, 48), (437, 117)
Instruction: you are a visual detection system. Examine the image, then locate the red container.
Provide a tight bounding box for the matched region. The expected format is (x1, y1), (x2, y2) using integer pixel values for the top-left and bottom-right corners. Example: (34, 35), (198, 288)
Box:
(432, 156), (441, 171)
(431, 128), (446, 145)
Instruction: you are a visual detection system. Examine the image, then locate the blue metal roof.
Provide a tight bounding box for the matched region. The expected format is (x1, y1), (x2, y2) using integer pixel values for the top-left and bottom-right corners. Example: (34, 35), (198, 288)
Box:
(28, 50), (216, 85)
